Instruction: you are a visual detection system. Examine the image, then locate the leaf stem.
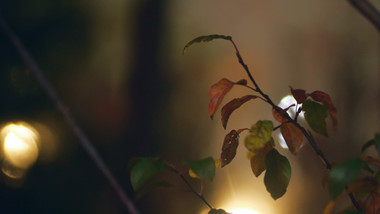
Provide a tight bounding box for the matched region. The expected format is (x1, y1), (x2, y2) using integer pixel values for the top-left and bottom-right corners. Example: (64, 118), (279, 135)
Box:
(168, 164), (214, 210)
(228, 38), (363, 211)
(0, 13), (140, 214)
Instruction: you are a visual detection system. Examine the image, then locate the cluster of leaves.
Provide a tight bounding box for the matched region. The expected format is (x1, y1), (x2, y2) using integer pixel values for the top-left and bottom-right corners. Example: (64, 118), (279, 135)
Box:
(324, 134), (380, 214)
(187, 35), (337, 200)
(129, 156), (230, 214)
(129, 34), (379, 213)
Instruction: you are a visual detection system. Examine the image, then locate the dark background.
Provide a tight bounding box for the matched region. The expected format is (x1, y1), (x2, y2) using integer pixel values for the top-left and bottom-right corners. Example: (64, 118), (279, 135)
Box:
(0, 1), (379, 213)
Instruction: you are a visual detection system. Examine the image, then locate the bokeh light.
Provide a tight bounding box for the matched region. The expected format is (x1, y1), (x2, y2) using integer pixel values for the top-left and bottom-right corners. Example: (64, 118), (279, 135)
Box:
(0, 122), (39, 178)
(228, 208), (260, 214)
(276, 95), (305, 149)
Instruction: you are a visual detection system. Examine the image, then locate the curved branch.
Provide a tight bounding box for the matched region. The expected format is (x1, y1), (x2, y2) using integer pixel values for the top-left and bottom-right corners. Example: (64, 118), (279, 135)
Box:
(348, 0), (380, 32)
(229, 39), (362, 211)
(0, 13), (140, 214)
(168, 164), (214, 210)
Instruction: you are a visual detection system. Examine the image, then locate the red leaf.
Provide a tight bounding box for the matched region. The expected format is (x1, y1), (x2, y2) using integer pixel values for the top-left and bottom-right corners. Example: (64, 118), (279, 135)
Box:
(221, 130), (240, 167)
(209, 79), (234, 119)
(272, 107), (289, 123)
(290, 87), (307, 104)
(310, 91), (338, 130)
(280, 122), (304, 155)
(221, 95), (258, 129)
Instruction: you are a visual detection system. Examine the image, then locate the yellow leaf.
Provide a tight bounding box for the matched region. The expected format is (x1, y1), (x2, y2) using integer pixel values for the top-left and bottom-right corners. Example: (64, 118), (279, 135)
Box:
(323, 201), (335, 214)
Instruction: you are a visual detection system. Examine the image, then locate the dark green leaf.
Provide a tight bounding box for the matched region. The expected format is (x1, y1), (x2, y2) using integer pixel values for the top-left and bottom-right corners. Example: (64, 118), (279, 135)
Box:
(130, 158), (167, 191)
(264, 149), (291, 200)
(328, 157), (367, 199)
(183, 34), (232, 54)
(134, 181), (172, 200)
(185, 157), (216, 181)
(302, 99), (329, 136)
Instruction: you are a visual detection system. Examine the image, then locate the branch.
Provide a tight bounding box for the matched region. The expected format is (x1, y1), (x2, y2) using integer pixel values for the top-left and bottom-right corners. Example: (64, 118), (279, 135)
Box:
(229, 39), (363, 211)
(348, 0), (380, 32)
(168, 164), (214, 210)
(0, 13), (140, 214)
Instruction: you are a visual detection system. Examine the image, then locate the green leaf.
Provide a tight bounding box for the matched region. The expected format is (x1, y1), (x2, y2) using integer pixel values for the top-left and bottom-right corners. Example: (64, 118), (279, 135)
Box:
(264, 149), (291, 200)
(183, 34), (232, 54)
(245, 120), (274, 153)
(185, 157), (216, 181)
(134, 181), (172, 200)
(130, 158), (167, 191)
(302, 99), (329, 136)
(328, 157), (367, 199)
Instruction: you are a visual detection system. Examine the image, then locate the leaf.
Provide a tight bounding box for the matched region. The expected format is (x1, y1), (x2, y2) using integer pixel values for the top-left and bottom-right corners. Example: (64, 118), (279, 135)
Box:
(236, 79), (248, 85)
(185, 157), (216, 181)
(328, 157), (367, 199)
(323, 201), (335, 214)
(264, 149), (291, 200)
(130, 157), (167, 191)
(290, 87), (307, 104)
(244, 120), (274, 153)
(249, 139), (275, 177)
(221, 130), (240, 167)
(208, 209), (231, 214)
(302, 99), (329, 136)
(310, 90), (338, 130)
(367, 194), (380, 214)
(134, 181), (172, 200)
(209, 78), (234, 119)
(346, 176), (378, 195)
(272, 107), (289, 123)
(280, 122), (304, 155)
(221, 95), (258, 129)
(189, 158), (221, 179)
(183, 34), (232, 54)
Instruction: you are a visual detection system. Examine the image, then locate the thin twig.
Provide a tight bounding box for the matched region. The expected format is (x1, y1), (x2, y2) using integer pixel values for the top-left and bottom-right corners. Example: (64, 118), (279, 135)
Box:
(0, 13), (140, 214)
(228, 39), (363, 211)
(168, 164), (214, 210)
(348, 0), (380, 32)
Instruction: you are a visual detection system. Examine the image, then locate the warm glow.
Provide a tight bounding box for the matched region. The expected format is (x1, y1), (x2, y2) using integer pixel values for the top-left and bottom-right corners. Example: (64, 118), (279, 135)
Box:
(228, 208), (260, 214)
(0, 123), (39, 178)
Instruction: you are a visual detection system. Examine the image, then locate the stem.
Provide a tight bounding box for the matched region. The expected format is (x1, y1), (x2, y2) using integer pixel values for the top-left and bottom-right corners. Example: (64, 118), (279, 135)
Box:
(168, 164), (214, 210)
(348, 0), (380, 32)
(229, 39), (363, 211)
(0, 13), (140, 214)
